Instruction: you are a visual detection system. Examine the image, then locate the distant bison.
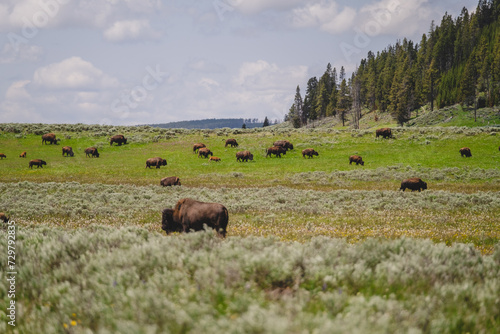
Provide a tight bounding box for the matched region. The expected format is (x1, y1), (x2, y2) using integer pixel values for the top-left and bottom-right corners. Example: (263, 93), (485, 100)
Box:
(0, 153), (6, 159)
(400, 178), (427, 192)
(236, 150), (253, 162)
(225, 138), (239, 147)
(42, 133), (60, 145)
(193, 143), (206, 153)
(266, 146), (287, 158)
(29, 159), (46, 168)
(274, 140), (294, 151)
(302, 148), (319, 158)
(209, 156), (221, 162)
(161, 198), (228, 237)
(160, 176), (181, 187)
(376, 128), (393, 139)
(349, 155), (364, 166)
(198, 147), (213, 158)
(459, 147), (472, 157)
(146, 157), (167, 169)
(110, 134), (127, 146)
(19, 151), (26, 158)
(62, 146), (74, 157)
(0, 212), (9, 223)
(84, 147), (99, 158)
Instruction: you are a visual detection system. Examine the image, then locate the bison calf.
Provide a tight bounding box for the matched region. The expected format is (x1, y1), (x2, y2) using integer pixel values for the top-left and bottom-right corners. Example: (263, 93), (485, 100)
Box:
(349, 155), (364, 166)
(302, 148), (319, 158)
(400, 178), (427, 192)
(29, 159), (47, 168)
(209, 156), (221, 162)
(459, 147), (472, 157)
(0, 212), (9, 223)
(160, 176), (181, 187)
(0, 153), (6, 159)
(162, 198), (228, 237)
(19, 151), (26, 158)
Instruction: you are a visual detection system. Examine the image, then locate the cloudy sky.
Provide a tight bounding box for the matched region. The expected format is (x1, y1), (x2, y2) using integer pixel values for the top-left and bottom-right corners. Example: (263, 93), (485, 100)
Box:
(0, 0), (478, 125)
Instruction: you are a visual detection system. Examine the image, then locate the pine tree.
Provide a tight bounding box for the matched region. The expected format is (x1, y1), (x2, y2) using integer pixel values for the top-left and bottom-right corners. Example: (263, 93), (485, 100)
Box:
(337, 78), (350, 126)
(242, 123), (246, 129)
(303, 77), (318, 123)
(263, 116), (270, 127)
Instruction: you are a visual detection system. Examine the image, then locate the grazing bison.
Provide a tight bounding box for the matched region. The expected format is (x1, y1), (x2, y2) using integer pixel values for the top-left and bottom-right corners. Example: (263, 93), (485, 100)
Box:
(302, 148), (319, 158)
(19, 151), (26, 158)
(0, 153), (6, 159)
(193, 143), (206, 153)
(0, 212), (9, 223)
(459, 147), (472, 157)
(209, 156), (221, 162)
(161, 198), (228, 237)
(62, 146), (74, 157)
(225, 138), (239, 147)
(198, 148), (213, 158)
(160, 176), (181, 187)
(42, 133), (60, 145)
(146, 157), (167, 169)
(236, 150), (253, 162)
(274, 140), (294, 151)
(29, 159), (46, 168)
(266, 146), (287, 158)
(349, 155), (364, 166)
(84, 147), (99, 158)
(400, 178), (427, 192)
(376, 128), (393, 139)
(110, 134), (127, 146)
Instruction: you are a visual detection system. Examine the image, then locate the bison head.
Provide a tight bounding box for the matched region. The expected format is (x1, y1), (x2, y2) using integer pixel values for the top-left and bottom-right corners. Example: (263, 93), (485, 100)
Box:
(422, 181), (427, 190)
(249, 153), (254, 161)
(161, 159), (167, 166)
(41, 160), (47, 165)
(161, 209), (183, 234)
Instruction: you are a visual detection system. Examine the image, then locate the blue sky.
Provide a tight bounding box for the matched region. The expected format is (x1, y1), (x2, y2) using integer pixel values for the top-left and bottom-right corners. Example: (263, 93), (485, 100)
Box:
(0, 0), (479, 125)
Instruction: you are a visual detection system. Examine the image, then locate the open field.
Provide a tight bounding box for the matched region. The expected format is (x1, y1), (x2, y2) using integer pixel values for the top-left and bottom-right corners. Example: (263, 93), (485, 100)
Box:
(1, 122), (500, 332)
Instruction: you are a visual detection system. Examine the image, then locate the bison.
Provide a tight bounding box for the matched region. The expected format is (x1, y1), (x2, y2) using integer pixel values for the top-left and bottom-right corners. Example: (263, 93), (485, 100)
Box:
(400, 178), (427, 192)
(161, 198), (228, 237)
(274, 140), (294, 151)
(160, 176), (181, 187)
(42, 133), (60, 145)
(0, 153), (6, 159)
(376, 128), (393, 139)
(62, 146), (74, 157)
(266, 146), (287, 158)
(19, 151), (26, 158)
(349, 155), (364, 166)
(459, 147), (472, 157)
(236, 150), (253, 162)
(29, 159), (46, 168)
(225, 138), (239, 147)
(198, 148), (213, 158)
(146, 157), (167, 169)
(0, 212), (9, 223)
(84, 147), (99, 158)
(302, 148), (319, 159)
(193, 143), (206, 153)
(110, 134), (127, 146)
(209, 156), (221, 162)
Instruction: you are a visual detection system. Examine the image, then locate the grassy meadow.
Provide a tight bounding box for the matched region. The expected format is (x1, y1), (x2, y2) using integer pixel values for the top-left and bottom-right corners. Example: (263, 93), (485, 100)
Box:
(1, 121), (500, 333)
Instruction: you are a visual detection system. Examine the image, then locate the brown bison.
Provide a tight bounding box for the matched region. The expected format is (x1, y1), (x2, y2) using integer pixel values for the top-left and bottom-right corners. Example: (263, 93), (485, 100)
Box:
(19, 151), (26, 158)
(84, 147), (99, 158)
(160, 176), (181, 187)
(146, 157), (167, 168)
(193, 143), (206, 153)
(302, 148), (319, 158)
(161, 198), (228, 237)
(42, 133), (60, 145)
(225, 138), (239, 147)
(459, 147), (472, 157)
(0, 212), (9, 223)
(110, 134), (127, 146)
(62, 146), (74, 157)
(400, 178), (427, 192)
(236, 150), (253, 162)
(209, 156), (221, 162)
(0, 153), (6, 159)
(29, 159), (47, 168)
(198, 147), (213, 158)
(376, 128), (393, 139)
(274, 140), (294, 151)
(266, 146), (287, 158)
(349, 155), (364, 166)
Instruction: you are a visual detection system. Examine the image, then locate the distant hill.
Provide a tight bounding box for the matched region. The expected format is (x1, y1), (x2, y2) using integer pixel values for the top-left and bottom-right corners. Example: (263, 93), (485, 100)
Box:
(147, 118), (265, 129)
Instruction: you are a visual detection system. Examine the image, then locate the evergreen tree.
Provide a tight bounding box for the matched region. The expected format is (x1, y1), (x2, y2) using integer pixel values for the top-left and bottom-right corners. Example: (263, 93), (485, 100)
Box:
(263, 116), (270, 127)
(242, 123), (246, 129)
(337, 78), (350, 126)
(303, 77), (318, 123)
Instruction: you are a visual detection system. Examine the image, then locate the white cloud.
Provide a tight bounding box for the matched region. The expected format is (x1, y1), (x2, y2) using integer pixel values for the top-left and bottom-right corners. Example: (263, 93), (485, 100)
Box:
(5, 80), (31, 100)
(0, 43), (43, 63)
(33, 56), (119, 90)
(234, 60), (308, 91)
(234, 0), (305, 15)
(103, 19), (161, 42)
(291, 2), (356, 34)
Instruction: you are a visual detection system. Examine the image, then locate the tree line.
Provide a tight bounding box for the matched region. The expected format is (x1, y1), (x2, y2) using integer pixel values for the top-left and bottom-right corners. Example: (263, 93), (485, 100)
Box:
(287, 0), (500, 127)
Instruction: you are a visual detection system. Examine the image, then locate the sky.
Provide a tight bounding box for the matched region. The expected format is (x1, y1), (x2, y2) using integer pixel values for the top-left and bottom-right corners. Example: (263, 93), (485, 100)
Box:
(0, 0), (479, 125)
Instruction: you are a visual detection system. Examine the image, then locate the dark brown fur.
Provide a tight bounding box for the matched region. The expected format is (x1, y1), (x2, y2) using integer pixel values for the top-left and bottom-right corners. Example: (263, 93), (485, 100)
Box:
(273, 140), (294, 151)
(400, 178), (427, 192)
(160, 176), (181, 186)
(0, 153), (6, 159)
(376, 128), (393, 139)
(459, 147), (472, 157)
(193, 143), (206, 153)
(161, 198), (228, 237)
(42, 133), (59, 145)
(349, 155), (364, 166)
(198, 148), (213, 158)
(146, 157), (167, 168)
(0, 212), (9, 223)
(236, 150), (253, 162)
(29, 159), (46, 168)
(62, 146), (74, 157)
(266, 146), (287, 158)
(19, 151), (26, 158)
(110, 134), (127, 146)
(84, 147), (99, 158)
(225, 138), (239, 147)
(302, 148), (319, 158)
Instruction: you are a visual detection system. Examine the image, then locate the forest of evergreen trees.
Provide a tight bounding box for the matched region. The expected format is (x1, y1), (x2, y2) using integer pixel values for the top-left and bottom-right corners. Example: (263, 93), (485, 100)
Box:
(287, 0), (500, 127)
